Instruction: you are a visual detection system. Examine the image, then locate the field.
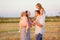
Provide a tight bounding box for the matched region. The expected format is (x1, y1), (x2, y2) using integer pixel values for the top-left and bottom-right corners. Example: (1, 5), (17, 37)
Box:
(0, 17), (60, 40)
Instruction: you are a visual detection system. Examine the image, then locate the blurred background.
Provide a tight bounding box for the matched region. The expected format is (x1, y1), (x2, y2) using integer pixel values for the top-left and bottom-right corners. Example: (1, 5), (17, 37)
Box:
(0, 0), (60, 40)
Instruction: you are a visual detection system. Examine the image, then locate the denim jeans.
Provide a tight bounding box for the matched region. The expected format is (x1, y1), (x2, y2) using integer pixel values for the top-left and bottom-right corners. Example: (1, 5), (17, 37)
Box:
(35, 33), (42, 40)
(26, 28), (30, 40)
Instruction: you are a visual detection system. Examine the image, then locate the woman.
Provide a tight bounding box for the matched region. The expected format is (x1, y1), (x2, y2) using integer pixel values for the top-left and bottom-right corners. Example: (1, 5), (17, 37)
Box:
(25, 10), (32, 40)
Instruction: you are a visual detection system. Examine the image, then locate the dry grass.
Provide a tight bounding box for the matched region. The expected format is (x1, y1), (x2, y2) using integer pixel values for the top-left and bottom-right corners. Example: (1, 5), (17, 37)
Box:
(0, 22), (60, 40)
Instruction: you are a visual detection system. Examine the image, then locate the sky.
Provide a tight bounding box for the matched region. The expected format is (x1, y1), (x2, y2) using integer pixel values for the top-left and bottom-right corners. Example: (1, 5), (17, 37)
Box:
(0, 0), (60, 17)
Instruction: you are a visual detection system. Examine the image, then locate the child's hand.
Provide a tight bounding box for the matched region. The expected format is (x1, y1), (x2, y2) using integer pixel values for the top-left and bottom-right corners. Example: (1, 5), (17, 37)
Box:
(33, 21), (37, 24)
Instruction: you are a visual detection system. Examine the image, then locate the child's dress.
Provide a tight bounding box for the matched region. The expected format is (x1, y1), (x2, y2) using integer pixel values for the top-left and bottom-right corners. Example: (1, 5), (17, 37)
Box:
(19, 16), (28, 40)
(20, 16), (28, 27)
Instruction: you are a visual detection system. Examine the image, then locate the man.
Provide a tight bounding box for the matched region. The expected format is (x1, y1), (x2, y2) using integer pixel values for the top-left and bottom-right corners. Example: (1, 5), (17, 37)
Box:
(34, 10), (45, 40)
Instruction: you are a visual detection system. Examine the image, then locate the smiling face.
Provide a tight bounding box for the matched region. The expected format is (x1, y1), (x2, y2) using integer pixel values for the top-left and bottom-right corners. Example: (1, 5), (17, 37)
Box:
(35, 10), (40, 17)
(36, 5), (40, 10)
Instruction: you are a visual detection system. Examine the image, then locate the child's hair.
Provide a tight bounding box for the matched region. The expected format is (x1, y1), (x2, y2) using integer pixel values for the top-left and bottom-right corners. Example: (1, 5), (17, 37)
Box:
(21, 12), (26, 17)
(35, 10), (40, 14)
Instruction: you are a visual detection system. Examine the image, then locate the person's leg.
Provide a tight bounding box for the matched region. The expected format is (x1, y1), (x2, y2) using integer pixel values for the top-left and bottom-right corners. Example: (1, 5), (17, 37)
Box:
(35, 34), (38, 40)
(26, 28), (30, 40)
(38, 33), (42, 40)
(20, 27), (26, 40)
(35, 33), (42, 40)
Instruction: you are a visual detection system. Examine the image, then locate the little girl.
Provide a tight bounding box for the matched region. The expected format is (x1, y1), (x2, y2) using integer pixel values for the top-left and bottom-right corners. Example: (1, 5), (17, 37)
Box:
(19, 11), (29, 32)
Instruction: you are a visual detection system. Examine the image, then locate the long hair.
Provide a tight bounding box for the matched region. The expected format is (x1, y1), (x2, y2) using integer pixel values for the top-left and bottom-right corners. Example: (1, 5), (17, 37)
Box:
(25, 11), (28, 18)
(36, 3), (43, 9)
(25, 10), (30, 21)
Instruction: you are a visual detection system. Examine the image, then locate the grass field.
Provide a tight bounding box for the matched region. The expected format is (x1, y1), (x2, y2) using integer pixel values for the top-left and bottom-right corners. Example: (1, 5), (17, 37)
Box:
(0, 17), (60, 23)
(0, 17), (60, 40)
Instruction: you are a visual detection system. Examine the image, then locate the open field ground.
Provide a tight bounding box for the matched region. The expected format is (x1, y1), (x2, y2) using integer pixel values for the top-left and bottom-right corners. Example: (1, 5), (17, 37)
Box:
(0, 17), (60, 40)
(0, 17), (60, 23)
(0, 22), (60, 40)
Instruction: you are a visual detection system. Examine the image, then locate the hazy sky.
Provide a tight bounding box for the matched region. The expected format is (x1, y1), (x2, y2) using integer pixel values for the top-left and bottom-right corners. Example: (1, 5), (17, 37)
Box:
(0, 0), (60, 17)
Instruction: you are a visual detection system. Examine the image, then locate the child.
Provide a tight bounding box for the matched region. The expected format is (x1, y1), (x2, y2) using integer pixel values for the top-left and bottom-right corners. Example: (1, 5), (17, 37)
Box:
(19, 11), (29, 32)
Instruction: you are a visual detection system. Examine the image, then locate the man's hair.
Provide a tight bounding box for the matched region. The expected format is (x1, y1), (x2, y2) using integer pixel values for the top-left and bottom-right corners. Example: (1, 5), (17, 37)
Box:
(35, 10), (40, 14)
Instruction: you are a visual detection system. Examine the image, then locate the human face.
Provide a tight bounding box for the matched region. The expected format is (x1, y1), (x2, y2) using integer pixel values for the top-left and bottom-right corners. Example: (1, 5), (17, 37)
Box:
(35, 12), (39, 17)
(36, 6), (40, 10)
(28, 12), (31, 17)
